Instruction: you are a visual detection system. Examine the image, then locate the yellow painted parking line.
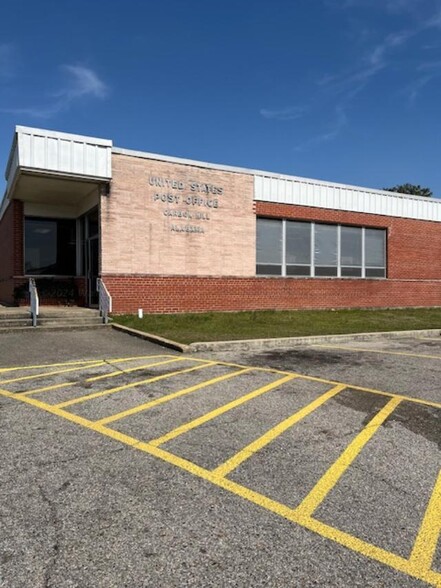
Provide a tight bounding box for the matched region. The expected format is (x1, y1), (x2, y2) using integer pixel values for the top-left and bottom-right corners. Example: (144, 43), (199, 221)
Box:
(300, 516), (441, 588)
(0, 354), (175, 388)
(181, 357), (441, 411)
(186, 356), (294, 377)
(312, 343), (441, 361)
(149, 373), (296, 447)
(0, 354), (171, 374)
(97, 367), (253, 426)
(88, 358), (176, 381)
(409, 469), (441, 572)
(55, 361), (216, 409)
(24, 356), (180, 396)
(0, 361), (106, 385)
(281, 371), (441, 411)
(213, 383), (345, 478)
(212, 359), (441, 411)
(295, 396), (402, 518)
(0, 358), (106, 374)
(212, 360), (441, 412)
(1, 387), (439, 587)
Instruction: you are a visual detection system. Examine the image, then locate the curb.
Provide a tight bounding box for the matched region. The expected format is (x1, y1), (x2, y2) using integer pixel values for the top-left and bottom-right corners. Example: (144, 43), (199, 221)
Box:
(188, 328), (441, 353)
(111, 323), (189, 353)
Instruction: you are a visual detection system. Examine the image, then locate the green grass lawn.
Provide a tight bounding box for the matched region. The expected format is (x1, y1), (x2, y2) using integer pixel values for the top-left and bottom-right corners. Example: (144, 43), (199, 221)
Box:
(113, 308), (441, 344)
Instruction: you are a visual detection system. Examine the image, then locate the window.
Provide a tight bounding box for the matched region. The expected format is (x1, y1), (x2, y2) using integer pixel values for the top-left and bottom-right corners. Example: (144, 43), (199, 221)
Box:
(286, 221), (311, 276)
(256, 218), (282, 275)
(341, 226), (362, 277)
(365, 228), (386, 278)
(314, 224), (338, 276)
(256, 218), (386, 278)
(25, 217), (76, 275)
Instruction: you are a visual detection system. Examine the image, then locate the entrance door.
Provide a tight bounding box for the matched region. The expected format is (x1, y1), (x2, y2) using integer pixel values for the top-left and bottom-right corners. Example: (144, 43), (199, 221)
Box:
(87, 236), (99, 307)
(84, 208), (100, 308)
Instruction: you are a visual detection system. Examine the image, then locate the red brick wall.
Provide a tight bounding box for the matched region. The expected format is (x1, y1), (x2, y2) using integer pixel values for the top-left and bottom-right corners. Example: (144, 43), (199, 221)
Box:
(0, 200), (23, 304)
(102, 275), (440, 314)
(103, 202), (441, 313)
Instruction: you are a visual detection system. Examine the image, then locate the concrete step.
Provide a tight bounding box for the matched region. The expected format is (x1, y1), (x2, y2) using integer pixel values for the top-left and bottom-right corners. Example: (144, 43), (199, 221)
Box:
(38, 310), (101, 318)
(0, 306), (109, 331)
(0, 323), (111, 333)
(38, 317), (105, 326)
(0, 312), (31, 320)
(0, 318), (33, 327)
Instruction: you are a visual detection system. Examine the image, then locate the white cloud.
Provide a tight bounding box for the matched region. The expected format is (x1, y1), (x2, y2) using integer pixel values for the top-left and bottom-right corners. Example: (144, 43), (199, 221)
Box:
(425, 7), (441, 28)
(405, 60), (441, 103)
(1, 64), (108, 118)
(295, 107), (348, 152)
(1, 105), (60, 119)
(266, 1), (441, 152)
(367, 29), (414, 67)
(406, 74), (437, 103)
(260, 106), (306, 121)
(57, 65), (108, 100)
(316, 5), (441, 108)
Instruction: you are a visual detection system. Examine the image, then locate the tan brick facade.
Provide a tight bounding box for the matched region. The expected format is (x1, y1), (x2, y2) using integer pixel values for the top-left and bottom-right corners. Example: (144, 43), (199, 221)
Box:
(101, 154), (255, 276)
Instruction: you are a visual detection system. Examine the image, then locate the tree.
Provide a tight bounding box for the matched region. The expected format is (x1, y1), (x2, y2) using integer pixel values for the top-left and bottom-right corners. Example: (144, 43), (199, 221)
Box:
(383, 184), (433, 198)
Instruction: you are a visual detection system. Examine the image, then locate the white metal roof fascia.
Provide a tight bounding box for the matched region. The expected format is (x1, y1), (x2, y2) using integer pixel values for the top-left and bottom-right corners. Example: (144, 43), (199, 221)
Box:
(3, 126), (113, 188)
(112, 146), (440, 204)
(5, 125), (113, 184)
(0, 193), (10, 222)
(5, 129), (18, 182)
(15, 125), (113, 147)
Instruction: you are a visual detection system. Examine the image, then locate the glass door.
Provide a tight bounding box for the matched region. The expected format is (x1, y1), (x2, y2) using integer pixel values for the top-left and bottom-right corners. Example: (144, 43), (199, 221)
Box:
(84, 208), (100, 307)
(87, 236), (99, 307)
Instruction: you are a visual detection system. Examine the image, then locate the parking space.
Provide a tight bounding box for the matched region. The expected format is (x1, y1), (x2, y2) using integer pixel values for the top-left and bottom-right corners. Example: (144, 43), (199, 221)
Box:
(1, 335), (440, 587)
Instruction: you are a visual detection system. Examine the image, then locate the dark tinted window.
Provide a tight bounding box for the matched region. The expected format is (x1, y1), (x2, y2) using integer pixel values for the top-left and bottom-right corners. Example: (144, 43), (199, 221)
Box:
(256, 218), (282, 275)
(365, 229), (385, 267)
(25, 218), (76, 275)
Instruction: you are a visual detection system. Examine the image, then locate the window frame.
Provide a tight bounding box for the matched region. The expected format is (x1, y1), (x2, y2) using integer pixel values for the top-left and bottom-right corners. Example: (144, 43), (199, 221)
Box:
(256, 218), (387, 279)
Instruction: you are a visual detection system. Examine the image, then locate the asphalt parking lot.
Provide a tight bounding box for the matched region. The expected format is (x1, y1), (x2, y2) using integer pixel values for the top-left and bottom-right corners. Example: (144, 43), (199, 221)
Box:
(0, 329), (440, 587)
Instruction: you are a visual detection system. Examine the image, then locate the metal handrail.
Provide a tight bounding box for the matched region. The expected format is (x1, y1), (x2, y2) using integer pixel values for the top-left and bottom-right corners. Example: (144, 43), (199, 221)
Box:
(97, 278), (112, 324)
(29, 278), (39, 327)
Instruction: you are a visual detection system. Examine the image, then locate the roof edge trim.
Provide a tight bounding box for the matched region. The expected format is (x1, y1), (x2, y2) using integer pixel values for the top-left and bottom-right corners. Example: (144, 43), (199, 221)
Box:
(112, 146), (440, 204)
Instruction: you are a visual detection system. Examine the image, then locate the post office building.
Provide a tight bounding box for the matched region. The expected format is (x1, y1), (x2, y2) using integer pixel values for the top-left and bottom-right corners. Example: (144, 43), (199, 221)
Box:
(1, 126), (440, 313)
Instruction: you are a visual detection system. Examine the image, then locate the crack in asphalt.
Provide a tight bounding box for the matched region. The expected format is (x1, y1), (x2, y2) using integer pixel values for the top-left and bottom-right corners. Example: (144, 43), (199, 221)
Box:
(36, 482), (61, 588)
(1, 445), (129, 480)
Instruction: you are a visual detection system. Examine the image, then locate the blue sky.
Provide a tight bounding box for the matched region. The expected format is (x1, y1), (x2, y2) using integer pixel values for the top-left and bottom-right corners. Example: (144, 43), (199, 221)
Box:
(1, 0), (441, 196)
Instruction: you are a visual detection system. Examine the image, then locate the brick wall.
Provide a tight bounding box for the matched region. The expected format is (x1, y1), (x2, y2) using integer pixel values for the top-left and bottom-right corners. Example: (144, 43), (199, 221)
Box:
(102, 275), (441, 314)
(102, 200), (441, 314)
(3, 163), (439, 312)
(0, 200), (23, 304)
